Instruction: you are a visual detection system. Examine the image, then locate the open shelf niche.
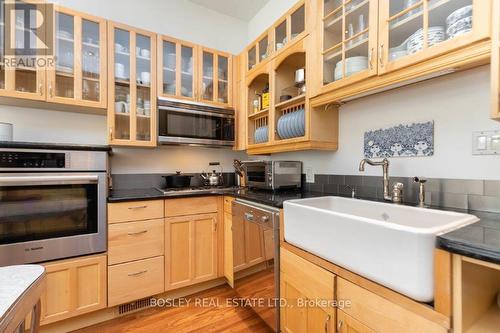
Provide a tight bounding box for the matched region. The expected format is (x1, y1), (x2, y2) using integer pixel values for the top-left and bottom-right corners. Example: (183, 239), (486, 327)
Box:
(247, 73), (270, 146)
(274, 52), (306, 142)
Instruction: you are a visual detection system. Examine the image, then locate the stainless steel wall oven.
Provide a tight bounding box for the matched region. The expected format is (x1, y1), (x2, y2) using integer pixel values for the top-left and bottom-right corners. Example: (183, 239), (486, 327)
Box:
(0, 148), (107, 265)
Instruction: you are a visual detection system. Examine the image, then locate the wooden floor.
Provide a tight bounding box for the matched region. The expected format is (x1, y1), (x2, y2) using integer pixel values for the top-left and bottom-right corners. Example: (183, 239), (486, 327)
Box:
(73, 284), (274, 333)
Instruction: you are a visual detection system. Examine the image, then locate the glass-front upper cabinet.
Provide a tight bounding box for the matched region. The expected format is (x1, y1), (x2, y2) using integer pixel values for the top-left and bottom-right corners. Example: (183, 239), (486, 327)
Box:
(274, 2), (306, 52)
(246, 30), (272, 72)
(320, 0), (379, 90)
(48, 6), (107, 107)
(199, 47), (232, 106)
(0, 0), (46, 100)
(108, 22), (157, 147)
(379, 0), (491, 74)
(158, 35), (197, 101)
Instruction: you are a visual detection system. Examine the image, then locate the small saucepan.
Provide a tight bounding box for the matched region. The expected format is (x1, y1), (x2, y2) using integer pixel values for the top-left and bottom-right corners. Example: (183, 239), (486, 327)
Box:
(163, 171), (193, 188)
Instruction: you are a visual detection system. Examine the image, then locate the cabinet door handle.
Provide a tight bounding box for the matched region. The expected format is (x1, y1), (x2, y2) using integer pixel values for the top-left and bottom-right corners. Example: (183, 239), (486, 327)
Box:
(213, 221), (218, 232)
(369, 47), (374, 70)
(127, 230), (148, 236)
(39, 81), (43, 96)
(128, 270), (147, 277)
(109, 128), (113, 141)
(379, 44), (384, 68)
(128, 205), (147, 210)
(48, 83), (53, 97)
(337, 319), (343, 333)
(324, 314), (331, 333)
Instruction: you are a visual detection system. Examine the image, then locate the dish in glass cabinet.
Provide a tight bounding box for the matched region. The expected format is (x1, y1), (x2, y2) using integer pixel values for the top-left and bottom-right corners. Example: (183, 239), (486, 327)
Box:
(446, 16), (472, 40)
(407, 26), (445, 54)
(446, 5), (473, 28)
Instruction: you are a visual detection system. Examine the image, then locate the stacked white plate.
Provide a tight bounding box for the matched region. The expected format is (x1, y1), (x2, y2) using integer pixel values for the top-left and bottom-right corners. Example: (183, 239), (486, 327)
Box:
(277, 109), (305, 140)
(446, 6), (473, 40)
(334, 56), (368, 81)
(254, 126), (269, 144)
(407, 26), (445, 54)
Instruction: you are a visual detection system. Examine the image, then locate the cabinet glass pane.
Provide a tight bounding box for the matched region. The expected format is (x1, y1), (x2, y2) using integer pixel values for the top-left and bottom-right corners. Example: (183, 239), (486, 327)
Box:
(14, 1), (37, 93)
(291, 5), (305, 40)
(114, 28), (130, 140)
(258, 35), (269, 61)
(428, 0), (472, 44)
(55, 12), (74, 98)
(202, 51), (214, 101)
(217, 55), (228, 104)
(181, 45), (194, 98)
(136, 34), (152, 142)
(248, 45), (256, 70)
(275, 21), (287, 51)
(0, 0), (5, 90)
(82, 19), (100, 102)
(323, 0), (370, 85)
(388, 1), (423, 61)
(162, 40), (176, 95)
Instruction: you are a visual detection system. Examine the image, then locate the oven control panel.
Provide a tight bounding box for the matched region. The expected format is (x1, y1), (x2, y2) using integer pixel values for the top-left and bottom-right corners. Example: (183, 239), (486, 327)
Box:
(0, 151), (66, 168)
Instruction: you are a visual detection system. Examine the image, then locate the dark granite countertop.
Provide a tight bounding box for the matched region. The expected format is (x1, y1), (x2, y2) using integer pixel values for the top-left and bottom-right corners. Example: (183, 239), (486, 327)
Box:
(107, 187), (500, 264)
(0, 141), (111, 152)
(436, 210), (500, 264)
(108, 187), (325, 207)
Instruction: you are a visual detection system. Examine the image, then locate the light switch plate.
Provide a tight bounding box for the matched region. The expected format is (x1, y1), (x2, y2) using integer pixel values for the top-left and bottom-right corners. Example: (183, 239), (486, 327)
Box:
(472, 130), (500, 155)
(305, 167), (314, 183)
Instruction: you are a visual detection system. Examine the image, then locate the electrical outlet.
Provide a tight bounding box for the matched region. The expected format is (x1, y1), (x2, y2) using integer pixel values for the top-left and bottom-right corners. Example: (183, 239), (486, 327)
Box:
(305, 167), (315, 183)
(473, 130), (500, 155)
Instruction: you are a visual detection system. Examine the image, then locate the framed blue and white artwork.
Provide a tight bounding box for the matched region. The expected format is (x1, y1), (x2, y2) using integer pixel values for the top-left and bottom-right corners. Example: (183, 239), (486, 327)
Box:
(364, 121), (434, 158)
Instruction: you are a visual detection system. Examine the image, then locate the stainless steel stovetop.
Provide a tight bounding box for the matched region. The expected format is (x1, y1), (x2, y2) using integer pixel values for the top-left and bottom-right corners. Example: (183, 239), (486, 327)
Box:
(156, 185), (241, 196)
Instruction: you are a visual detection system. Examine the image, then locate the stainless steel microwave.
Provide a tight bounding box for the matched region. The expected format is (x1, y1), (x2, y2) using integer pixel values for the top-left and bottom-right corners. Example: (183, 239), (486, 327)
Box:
(243, 160), (302, 190)
(158, 98), (235, 147)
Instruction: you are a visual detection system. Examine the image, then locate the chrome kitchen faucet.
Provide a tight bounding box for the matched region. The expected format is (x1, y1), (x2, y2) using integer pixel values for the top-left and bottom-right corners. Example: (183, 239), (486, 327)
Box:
(359, 158), (404, 203)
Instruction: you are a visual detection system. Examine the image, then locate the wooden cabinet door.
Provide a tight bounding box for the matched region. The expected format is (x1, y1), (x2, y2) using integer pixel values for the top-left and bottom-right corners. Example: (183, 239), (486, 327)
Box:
(491, 0), (500, 119)
(316, 0), (379, 95)
(378, 0), (491, 74)
(232, 209), (247, 272)
(337, 310), (376, 333)
(198, 47), (232, 106)
(47, 6), (107, 108)
(108, 21), (157, 147)
(0, 0), (46, 101)
(244, 220), (266, 266)
(281, 276), (308, 333)
(165, 213), (218, 290)
(158, 35), (197, 101)
(41, 254), (107, 325)
(223, 211), (234, 287)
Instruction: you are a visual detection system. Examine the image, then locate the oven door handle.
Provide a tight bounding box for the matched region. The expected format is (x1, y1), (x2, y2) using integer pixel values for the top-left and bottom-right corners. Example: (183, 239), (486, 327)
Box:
(0, 175), (99, 186)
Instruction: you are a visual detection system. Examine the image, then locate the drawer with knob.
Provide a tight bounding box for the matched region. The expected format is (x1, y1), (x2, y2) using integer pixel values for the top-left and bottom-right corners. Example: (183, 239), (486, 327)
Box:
(108, 200), (164, 224)
(108, 219), (164, 265)
(108, 256), (164, 307)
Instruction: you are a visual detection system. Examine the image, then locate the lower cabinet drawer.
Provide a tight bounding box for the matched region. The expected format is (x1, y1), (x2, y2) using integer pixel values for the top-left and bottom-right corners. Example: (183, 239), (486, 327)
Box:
(108, 256), (164, 307)
(165, 196), (218, 217)
(337, 278), (448, 333)
(108, 200), (164, 224)
(108, 219), (164, 265)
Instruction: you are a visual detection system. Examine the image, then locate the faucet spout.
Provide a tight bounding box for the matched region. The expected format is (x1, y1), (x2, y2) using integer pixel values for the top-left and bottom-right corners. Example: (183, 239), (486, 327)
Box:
(358, 158), (392, 201)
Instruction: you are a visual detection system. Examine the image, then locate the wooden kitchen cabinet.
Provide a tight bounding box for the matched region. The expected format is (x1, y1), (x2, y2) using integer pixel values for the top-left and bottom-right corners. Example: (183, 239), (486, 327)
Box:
(107, 21), (157, 147)
(165, 213), (219, 290)
(157, 35), (197, 101)
(48, 6), (107, 108)
(280, 248), (336, 333)
(378, 0), (491, 75)
(491, 0), (500, 119)
(40, 254), (107, 325)
(315, 0), (379, 95)
(199, 47), (233, 106)
(0, 0), (46, 101)
(337, 310), (376, 333)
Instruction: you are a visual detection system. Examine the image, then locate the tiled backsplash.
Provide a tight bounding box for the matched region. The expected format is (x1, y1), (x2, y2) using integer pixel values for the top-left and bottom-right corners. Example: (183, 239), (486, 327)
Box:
(304, 174), (500, 213)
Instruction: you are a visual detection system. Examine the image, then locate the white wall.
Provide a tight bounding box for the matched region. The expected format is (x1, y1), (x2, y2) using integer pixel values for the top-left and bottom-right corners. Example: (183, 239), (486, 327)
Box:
(247, 0), (297, 42)
(269, 66), (500, 180)
(55, 0), (247, 54)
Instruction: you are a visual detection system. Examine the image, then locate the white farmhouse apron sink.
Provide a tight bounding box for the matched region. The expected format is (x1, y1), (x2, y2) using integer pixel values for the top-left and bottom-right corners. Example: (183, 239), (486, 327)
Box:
(283, 196), (478, 302)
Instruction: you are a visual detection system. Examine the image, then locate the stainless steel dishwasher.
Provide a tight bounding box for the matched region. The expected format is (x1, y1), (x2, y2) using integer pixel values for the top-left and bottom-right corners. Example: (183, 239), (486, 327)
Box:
(232, 199), (281, 332)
